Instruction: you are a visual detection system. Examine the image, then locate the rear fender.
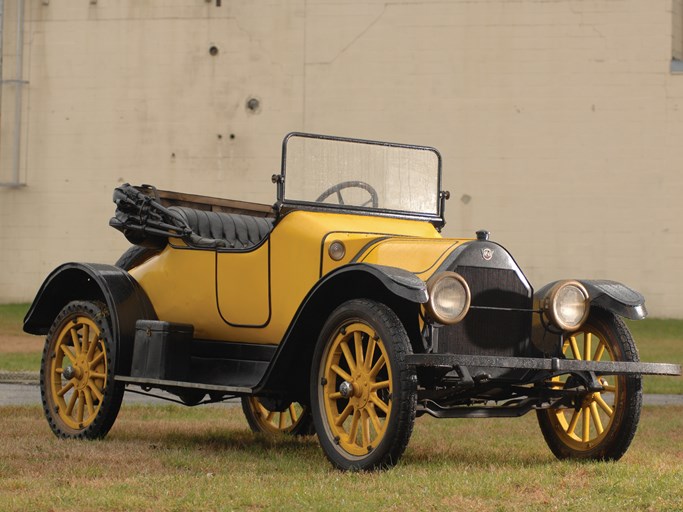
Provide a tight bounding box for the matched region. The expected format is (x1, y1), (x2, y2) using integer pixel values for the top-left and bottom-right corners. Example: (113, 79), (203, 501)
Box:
(535, 279), (647, 321)
(23, 263), (157, 374)
(256, 263), (427, 398)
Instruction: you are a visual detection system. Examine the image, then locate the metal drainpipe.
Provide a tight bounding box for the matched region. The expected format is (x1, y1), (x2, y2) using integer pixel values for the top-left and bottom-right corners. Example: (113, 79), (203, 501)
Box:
(0, 0), (27, 188)
(0, 0), (4, 158)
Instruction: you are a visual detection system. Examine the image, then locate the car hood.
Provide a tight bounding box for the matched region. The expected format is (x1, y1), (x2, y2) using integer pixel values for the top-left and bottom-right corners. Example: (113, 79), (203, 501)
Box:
(353, 237), (470, 281)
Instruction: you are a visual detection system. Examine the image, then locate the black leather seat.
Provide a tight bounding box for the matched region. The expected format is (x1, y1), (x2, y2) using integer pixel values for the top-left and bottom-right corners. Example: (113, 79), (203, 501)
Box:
(168, 206), (273, 249)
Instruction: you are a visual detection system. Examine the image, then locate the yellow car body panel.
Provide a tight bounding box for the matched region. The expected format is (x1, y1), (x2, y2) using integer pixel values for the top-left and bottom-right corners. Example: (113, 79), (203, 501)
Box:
(130, 210), (468, 344)
(217, 241), (271, 327)
(356, 238), (466, 280)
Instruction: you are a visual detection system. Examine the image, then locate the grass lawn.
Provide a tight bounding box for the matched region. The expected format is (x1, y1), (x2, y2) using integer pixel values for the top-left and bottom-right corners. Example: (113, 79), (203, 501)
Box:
(0, 404), (681, 511)
(0, 303), (28, 336)
(1, 304), (681, 510)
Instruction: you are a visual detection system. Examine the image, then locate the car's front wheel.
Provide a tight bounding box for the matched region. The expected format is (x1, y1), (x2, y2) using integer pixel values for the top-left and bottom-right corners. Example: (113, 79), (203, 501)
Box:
(310, 299), (416, 470)
(537, 308), (642, 460)
(40, 300), (124, 439)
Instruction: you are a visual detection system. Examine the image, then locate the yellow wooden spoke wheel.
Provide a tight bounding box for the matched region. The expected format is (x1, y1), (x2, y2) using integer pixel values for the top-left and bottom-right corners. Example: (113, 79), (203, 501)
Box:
(537, 308), (642, 460)
(41, 301), (124, 439)
(311, 299), (416, 471)
(241, 397), (313, 436)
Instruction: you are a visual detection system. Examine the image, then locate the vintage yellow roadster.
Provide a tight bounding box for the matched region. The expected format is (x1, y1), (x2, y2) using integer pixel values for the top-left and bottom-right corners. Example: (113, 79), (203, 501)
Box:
(24, 133), (680, 470)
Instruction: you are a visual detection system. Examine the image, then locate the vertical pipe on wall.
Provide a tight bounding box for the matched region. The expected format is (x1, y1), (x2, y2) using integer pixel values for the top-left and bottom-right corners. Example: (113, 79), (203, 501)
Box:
(11, 0), (25, 186)
(0, 0), (4, 178)
(0, 0), (28, 188)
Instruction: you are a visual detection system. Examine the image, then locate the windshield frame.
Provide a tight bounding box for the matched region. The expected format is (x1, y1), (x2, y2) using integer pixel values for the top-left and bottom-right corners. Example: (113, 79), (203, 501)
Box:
(277, 132), (445, 227)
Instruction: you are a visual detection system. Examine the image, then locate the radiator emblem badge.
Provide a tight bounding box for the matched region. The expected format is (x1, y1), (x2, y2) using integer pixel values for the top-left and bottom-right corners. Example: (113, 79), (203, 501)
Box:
(481, 248), (494, 261)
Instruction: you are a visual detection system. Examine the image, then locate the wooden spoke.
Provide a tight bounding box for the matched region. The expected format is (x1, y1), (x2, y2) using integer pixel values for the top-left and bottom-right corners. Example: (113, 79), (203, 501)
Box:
(60, 345), (77, 365)
(569, 336), (582, 360)
(594, 394), (614, 417)
(288, 404), (298, 423)
(87, 381), (103, 402)
(361, 409), (370, 447)
(76, 391), (85, 423)
(89, 351), (105, 369)
(371, 380), (390, 392)
(566, 409), (581, 436)
(84, 387), (95, 418)
(369, 355), (386, 378)
(367, 403), (383, 434)
(81, 324), (90, 356)
(86, 335), (98, 362)
(370, 394), (389, 414)
(584, 333), (592, 361)
(340, 340), (356, 374)
(582, 406), (590, 442)
(335, 403), (354, 427)
(589, 402), (604, 435)
(56, 380), (74, 397)
(365, 336), (377, 371)
(354, 331), (364, 369)
(347, 410), (360, 444)
(593, 340), (606, 362)
(331, 364), (353, 383)
(70, 327), (81, 355)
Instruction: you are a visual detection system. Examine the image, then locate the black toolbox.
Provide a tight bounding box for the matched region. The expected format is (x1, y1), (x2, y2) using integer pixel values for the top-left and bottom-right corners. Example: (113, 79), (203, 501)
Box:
(131, 320), (194, 381)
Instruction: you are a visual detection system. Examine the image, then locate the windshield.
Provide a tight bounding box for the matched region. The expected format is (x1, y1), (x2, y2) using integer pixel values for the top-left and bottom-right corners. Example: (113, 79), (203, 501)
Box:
(281, 133), (442, 218)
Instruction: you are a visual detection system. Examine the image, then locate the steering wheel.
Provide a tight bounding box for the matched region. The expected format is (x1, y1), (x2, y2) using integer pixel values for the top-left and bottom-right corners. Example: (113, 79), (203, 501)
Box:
(315, 181), (379, 208)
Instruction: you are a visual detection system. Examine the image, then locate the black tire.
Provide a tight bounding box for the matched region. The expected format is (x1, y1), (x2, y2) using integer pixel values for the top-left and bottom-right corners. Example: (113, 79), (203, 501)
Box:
(40, 300), (124, 439)
(241, 397), (314, 436)
(114, 246), (159, 271)
(537, 308), (642, 461)
(310, 299), (416, 470)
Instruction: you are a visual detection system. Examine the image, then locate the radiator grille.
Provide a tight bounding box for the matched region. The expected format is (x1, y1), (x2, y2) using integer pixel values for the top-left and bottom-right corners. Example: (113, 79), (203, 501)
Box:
(437, 267), (532, 357)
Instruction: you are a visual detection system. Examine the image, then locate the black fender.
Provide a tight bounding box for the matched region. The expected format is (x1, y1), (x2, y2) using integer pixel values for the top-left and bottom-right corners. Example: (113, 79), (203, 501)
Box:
(256, 263), (427, 398)
(535, 279), (647, 321)
(23, 262), (157, 374)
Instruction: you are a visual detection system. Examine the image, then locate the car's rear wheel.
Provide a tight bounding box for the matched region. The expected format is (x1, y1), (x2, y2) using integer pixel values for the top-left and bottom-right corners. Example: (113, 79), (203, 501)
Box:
(537, 308), (642, 460)
(41, 300), (124, 439)
(310, 299), (416, 470)
(241, 397), (313, 435)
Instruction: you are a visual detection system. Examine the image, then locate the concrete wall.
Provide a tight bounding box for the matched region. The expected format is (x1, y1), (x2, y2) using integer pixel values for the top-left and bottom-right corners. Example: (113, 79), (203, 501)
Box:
(1, 0), (683, 317)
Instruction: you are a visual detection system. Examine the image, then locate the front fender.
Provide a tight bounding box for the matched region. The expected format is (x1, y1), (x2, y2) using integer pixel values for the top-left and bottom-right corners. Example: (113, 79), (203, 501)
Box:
(535, 279), (647, 320)
(23, 262), (157, 373)
(256, 263), (426, 398)
(337, 263), (428, 303)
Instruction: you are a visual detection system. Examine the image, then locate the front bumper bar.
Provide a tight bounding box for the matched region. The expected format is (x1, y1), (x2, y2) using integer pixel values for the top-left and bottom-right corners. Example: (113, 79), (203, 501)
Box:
(406, 354), (681, 376)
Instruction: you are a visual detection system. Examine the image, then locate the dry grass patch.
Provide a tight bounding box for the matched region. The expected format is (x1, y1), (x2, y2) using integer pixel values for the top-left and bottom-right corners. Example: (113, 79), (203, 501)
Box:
(0, 334), (42, 354)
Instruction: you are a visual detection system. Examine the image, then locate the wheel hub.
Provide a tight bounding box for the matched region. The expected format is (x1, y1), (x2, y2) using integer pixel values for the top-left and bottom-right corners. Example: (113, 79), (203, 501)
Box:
(339, 381), (354, 398)
(67, 354), (93, 391)
(62, 365), (79, 380)
(353, 371), (371, 408)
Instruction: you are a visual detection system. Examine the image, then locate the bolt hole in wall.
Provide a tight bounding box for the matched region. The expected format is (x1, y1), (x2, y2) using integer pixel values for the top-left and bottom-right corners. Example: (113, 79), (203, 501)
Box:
(209, 46), (219, 56)
(246, 98), (261, 114)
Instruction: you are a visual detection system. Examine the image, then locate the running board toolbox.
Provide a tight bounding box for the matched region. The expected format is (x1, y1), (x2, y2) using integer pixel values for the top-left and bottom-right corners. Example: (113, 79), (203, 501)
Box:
(130, 320), (194, 381)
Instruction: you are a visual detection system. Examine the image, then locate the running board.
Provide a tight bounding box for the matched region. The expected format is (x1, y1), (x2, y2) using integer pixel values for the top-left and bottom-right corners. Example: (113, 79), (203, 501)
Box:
(406, 354), (681, 376)
(116, 375), (252, 395)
